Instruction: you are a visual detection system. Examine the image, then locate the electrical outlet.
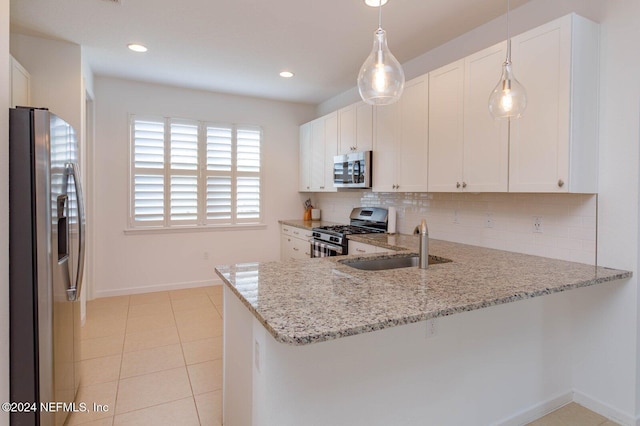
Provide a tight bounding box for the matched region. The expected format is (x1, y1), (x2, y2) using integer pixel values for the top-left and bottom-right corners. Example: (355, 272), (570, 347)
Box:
(485, 213), (494, 229)
(533, 216), (543, 233)
(453, 210), (459, 224)
(426, 319), (438, 339)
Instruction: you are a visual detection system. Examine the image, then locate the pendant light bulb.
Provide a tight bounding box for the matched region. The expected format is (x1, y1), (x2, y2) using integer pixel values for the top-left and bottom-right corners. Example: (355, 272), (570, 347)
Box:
(488, 60), (527, 119)
(488, 0), (526, 119)
(358, 2), (404, 105)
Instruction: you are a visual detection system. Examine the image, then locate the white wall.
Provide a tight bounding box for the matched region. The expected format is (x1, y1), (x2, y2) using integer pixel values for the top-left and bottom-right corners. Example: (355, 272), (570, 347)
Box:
(570, 0), (640, 421)
(92, 77), (315, 297)
(10, 34), (83, 133)
(1, 0), (10, 423)
(315, 0), (640, 423)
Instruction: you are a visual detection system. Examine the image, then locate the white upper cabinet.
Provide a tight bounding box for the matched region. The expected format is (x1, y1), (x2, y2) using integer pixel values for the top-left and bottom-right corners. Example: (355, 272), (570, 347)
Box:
(463, 42), (509, 192)
(428, 60), (465, 192)
(428, 42), (508, 193)
(398, 75), (429, 192)
(338, 101), (373, 154)
(299, 122), (312, 191)
(372, 100), (400, 192)
(10, 55), (31, 108)
(299, 112), (338, 192)
(373, 75), (429, 192)
(509, 14), (599, 193)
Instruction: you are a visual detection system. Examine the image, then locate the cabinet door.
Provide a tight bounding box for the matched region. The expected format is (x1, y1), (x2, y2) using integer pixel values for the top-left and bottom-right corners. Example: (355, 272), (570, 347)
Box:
(281, 234), (295, 261)
(373, 102), (400, 192)
(463, 42), (509, 192)
(428, 60), (464, 192)
(338, 104), (356, 155)
(355, 102), (373, 152)
(398, 75), (429, 192)
(323, 112), (338, 192)
(299, 123), (312, 191)
(310, 118), (326, 191)
(348, 240), (378, 255)
(509, 17), (571, 192)
(291, 237), (312, 259)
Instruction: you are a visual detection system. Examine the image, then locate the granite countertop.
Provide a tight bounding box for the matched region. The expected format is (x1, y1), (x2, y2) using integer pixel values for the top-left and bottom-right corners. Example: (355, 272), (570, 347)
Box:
(279, 219), (342, 230)
(215, 235), (631, 346)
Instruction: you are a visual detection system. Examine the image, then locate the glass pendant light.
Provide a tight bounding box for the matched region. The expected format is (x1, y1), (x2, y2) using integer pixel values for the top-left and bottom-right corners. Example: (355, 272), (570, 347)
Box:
(357, 0), (405, 106)
(488, 0), (527, 119)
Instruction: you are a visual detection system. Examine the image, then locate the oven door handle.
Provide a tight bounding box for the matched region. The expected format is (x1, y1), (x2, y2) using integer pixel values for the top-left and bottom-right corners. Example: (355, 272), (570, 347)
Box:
(310, 239), (344, 255)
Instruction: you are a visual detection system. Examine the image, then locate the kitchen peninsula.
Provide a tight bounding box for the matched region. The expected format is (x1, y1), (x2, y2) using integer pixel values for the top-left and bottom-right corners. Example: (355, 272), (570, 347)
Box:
(215, 235), (630, 425)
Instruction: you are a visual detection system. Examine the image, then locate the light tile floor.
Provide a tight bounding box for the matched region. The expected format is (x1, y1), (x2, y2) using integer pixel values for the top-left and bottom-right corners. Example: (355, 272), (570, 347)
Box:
(71, 285), (619, 426)
(526, 402), (620, 426)
(69, 286), (223, 426)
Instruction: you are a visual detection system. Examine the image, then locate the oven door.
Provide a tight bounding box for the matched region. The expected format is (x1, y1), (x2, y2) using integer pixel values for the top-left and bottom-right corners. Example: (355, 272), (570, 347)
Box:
(310, 239), (344, 258)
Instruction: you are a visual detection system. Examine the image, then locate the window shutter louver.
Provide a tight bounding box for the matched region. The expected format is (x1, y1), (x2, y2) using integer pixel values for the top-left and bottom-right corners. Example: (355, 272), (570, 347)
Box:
(134, 120), (165, 169)
(169, 122), (199, 223)
(134, 174), (164, 222)
(132, 118), (166, 224)
(130, 116), (262, 228)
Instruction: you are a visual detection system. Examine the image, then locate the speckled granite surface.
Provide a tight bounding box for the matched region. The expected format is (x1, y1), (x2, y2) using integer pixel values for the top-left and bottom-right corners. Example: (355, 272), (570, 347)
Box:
(215, 236), (631, 346)
(279, 219), (342, 230)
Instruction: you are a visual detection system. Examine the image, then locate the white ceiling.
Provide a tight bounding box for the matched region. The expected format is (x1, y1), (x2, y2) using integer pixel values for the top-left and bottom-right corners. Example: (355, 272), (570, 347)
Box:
(10, 0), (531, 105)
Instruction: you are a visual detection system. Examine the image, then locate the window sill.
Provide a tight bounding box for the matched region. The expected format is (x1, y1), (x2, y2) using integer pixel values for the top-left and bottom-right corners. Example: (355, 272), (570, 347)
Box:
(123, 223), (267, 235)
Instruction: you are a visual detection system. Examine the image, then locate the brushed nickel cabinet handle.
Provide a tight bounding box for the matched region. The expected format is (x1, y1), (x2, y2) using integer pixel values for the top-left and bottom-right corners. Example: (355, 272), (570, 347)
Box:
(558, 179), (565, 188)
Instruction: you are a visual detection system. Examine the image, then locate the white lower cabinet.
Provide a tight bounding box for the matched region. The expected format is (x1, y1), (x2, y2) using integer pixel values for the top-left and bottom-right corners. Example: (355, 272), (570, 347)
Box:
(348, 240), (388, 255)
(281, 225), (313, 260)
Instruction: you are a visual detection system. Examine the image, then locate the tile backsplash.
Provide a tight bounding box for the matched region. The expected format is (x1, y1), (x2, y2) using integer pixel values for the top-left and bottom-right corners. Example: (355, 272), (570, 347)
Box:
(312, 191), (597, 265)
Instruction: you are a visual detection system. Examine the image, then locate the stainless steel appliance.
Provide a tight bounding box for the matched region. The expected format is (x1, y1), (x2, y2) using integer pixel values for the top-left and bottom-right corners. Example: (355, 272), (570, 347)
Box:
(311, 207), (387, 257)
(333, 151), (372, 188)
(9, 107), (86, 426)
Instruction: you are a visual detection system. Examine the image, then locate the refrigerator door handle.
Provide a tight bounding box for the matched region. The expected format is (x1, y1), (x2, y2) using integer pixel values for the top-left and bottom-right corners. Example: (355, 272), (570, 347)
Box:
(66, 162), (86, 302)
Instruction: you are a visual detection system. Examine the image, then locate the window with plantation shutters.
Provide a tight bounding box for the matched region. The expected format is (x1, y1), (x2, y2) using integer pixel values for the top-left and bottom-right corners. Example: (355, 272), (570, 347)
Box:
(130, 116), (262, 229)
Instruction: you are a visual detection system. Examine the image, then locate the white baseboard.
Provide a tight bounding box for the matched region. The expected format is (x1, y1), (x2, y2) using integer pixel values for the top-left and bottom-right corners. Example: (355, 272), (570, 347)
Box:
(494, 391), (573, 426)
(573, 390), (638, 426)
(494, 389), (639, 426)
(92, 278), (223, 299)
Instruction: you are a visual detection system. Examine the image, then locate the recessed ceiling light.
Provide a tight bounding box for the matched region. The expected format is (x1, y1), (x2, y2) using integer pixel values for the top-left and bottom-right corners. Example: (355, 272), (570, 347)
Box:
(279, 71), (294, 78)
(127, 43), (148, 53)
(364, 0), (388, 6)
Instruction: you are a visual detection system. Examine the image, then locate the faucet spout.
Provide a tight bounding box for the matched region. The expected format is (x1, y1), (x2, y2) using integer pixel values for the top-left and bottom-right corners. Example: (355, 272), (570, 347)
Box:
(419, 219), (429, 269)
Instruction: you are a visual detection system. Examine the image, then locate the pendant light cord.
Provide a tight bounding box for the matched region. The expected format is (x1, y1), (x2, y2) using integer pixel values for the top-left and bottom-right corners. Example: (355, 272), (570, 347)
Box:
(506, 0), (511, 62)
(378, 1), (382, 30)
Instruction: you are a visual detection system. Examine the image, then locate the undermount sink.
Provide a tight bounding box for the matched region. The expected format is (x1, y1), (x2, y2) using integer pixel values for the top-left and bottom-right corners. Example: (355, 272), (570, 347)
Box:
(339, 254), (452, 271)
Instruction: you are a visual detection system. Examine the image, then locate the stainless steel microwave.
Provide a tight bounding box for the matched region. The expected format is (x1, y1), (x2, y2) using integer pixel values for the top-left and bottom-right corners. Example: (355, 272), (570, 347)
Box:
(333, 151), (372, 188)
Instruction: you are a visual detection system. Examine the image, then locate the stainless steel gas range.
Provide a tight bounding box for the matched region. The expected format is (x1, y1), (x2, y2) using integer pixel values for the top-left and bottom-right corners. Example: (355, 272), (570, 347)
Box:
(311, 207), (388, 257)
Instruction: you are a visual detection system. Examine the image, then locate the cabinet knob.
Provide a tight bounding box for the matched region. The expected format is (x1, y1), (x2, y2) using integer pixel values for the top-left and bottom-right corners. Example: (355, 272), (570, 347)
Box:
(395, 184), (399, 190)
(462, 182), (467, 189)
(293, 247), (299, 251)
(456, 182), (461, 189)
(558, 179), (565, 188)
(320, 186), (325, 189)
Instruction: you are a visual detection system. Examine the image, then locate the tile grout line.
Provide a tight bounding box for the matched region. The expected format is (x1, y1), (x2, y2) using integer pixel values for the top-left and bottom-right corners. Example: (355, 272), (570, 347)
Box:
(112, 295), (131, 423)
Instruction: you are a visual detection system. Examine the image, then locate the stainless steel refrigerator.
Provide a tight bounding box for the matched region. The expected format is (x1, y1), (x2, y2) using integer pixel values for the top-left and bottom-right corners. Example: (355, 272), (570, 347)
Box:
(9, 107), (86, 426)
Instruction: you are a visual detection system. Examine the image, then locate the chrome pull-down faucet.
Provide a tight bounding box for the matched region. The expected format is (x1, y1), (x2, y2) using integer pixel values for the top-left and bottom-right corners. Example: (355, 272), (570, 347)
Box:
(419, 219), (429, 269)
